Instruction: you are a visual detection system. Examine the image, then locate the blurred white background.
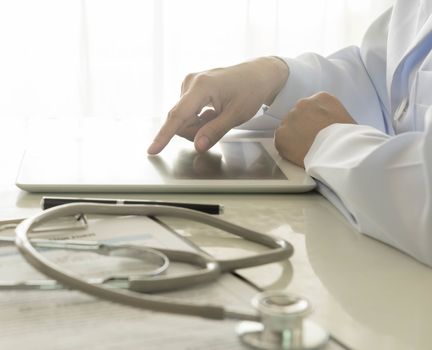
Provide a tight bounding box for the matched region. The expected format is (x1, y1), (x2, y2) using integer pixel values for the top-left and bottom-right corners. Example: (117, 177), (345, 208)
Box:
(0, 0), (394, 122)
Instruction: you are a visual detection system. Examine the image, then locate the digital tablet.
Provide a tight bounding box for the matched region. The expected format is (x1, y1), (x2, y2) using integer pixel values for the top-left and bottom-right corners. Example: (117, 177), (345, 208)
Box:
(16, 132), (316, 193)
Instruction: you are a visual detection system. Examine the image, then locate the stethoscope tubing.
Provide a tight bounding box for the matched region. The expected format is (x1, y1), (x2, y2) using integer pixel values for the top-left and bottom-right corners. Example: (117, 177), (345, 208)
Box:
(15, 203), (292, 321)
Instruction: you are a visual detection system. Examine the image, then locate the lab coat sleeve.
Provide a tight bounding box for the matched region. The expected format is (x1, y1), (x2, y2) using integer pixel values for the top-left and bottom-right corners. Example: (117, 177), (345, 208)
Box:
(239, 48), (386, 131)
(268, 51), (385, 127)
(240, 47), (388, 131)
(239, 8), (392, 132)
(304, 109), (432, 266)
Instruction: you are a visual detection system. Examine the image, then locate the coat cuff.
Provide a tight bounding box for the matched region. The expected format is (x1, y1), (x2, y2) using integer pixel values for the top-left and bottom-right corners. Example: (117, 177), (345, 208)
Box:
(239, 56), (322, 130)
(264, 56), (321, 120)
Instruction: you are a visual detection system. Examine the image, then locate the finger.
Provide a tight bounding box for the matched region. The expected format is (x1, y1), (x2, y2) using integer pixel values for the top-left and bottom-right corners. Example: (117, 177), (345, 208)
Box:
(176, 109), (219, 141)
(182, 108), (218, 132)
(147, 92), (209, 154)
(193, 106), (239, 152)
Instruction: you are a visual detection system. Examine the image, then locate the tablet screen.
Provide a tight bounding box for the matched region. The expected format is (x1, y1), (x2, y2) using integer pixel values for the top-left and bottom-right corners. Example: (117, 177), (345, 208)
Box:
(150, 141), (287, 180)
(16, 119), (316, 192)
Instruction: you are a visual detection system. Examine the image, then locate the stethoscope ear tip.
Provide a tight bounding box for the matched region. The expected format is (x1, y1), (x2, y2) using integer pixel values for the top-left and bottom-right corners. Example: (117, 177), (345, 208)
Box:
(236, 291), (329, 350)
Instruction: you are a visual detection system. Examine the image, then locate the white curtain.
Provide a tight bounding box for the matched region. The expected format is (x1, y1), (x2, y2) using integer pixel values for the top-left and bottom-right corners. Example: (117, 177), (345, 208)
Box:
(0, 0), (394, 121)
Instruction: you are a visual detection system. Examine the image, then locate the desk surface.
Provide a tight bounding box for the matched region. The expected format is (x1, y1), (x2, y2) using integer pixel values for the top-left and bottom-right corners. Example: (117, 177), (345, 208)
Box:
(2, 118), (432, 350)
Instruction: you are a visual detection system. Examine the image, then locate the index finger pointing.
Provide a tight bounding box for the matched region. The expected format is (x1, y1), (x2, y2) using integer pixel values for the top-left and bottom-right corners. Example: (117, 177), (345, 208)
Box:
(147, 92), (209, 154)
(146, 113), (184, 155)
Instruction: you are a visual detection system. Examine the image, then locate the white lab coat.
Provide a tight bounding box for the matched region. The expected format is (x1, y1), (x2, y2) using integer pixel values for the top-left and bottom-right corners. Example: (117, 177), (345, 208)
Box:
(245, 0), (432, 266)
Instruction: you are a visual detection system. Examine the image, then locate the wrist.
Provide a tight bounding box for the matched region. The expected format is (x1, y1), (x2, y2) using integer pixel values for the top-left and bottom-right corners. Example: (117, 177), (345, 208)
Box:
(259, 56), (289, 106)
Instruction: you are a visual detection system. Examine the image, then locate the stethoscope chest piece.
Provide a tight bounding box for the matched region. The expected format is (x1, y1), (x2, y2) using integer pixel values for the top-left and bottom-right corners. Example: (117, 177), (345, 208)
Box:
(236, 291), (329, 350)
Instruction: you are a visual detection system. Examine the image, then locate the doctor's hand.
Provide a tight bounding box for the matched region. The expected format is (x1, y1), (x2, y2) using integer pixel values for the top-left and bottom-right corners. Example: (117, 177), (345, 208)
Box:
(274, 92), (356, 167)
(147, 57), (289, 154)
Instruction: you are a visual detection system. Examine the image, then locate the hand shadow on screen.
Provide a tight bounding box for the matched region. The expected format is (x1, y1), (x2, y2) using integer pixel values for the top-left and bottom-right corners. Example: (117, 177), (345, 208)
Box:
(148, 142), (285, 180)
(148, 150), (223, 179)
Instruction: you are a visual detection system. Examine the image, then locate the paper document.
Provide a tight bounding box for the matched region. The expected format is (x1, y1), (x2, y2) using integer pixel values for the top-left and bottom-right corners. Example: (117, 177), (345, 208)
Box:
(0, 215), (257, 350)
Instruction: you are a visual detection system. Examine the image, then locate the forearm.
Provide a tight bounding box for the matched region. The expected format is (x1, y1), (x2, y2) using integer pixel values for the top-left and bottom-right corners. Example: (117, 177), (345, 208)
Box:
(304, 119), (432, 266)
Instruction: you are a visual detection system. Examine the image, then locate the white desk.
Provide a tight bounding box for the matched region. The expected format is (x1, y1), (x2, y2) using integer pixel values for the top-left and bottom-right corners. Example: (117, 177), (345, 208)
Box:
(2, 118), (432, 350)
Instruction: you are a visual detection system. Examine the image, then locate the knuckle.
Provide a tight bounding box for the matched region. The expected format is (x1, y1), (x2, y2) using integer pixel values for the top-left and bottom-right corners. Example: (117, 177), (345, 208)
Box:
(294, 98), (310, 110)
(182, 73), (198, 93)
(184, 72), (197, 84)
(181, 73), (190, 89)
(166, 108), (187, 125)
(193, 72), (211, 87)
(315, 91), (333, 101)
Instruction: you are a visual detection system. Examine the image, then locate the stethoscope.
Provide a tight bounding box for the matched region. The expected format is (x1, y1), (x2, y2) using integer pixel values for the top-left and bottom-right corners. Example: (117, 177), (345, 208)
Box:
(8, 203), (330, 350)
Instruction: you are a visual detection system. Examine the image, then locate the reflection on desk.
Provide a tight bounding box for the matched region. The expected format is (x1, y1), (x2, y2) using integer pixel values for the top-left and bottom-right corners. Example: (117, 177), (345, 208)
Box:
(305, 201), (432, 350)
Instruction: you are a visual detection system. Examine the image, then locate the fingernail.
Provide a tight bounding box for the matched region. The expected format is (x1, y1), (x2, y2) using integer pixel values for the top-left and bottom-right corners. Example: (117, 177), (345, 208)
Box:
(196, 136), (210, 151)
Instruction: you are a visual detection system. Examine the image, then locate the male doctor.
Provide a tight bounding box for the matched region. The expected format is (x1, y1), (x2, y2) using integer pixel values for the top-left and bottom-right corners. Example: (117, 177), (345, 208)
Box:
(148, 1), (432, 266)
